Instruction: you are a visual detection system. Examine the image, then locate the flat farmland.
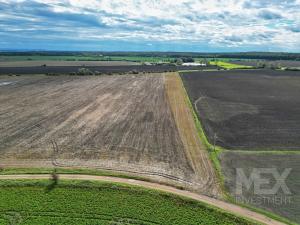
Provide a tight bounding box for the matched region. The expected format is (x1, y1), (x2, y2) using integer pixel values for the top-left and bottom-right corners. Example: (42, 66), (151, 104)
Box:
(0, 74), (188, 177)
(230, 60), (300, 68)
(0, 60), (140, 67)
(180, 69), (300, 150)
(0, 65), (217, 75)
(220, 151), (300, 224)
(0, 73), (219, 196)
(0, 65), (177, 75)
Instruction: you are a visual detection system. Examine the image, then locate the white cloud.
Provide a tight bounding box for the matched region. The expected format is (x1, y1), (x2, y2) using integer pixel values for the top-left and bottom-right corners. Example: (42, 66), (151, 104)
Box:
(0, 0), (300, 51)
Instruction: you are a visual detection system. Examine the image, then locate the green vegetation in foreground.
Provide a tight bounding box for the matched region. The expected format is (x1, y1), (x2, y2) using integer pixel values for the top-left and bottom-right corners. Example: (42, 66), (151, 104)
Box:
(0, 180), (258, 225)
(210, 61), (253, 69)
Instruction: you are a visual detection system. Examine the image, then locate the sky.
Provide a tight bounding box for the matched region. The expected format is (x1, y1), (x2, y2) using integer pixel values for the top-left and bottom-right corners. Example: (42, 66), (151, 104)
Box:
(0, 0), (300, 52)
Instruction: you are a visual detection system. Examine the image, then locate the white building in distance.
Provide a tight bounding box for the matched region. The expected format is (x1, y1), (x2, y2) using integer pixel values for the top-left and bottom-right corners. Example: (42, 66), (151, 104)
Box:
(182, 62), (207, 66)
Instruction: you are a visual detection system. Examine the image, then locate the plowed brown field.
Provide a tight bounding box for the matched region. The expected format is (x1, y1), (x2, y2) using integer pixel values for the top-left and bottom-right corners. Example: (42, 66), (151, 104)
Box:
(0, 73), (220, 196)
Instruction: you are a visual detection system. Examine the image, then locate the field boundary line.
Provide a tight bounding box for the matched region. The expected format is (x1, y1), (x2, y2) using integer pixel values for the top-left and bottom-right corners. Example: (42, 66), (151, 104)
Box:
(222, 149), (300, 154)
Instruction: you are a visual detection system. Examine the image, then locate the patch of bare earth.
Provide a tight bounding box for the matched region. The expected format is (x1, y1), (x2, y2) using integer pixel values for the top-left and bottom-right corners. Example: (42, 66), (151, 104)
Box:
(165, 73), (222, 198)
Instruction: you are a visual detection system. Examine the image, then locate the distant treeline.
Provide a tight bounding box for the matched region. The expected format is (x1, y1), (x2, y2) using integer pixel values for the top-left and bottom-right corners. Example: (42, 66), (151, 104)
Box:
(1, 51), (300, 60)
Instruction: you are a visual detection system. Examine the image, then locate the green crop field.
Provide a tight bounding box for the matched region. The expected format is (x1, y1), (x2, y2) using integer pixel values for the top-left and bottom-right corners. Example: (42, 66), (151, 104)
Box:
(0, 180), (257, 225)
(209, 61), (253, 69)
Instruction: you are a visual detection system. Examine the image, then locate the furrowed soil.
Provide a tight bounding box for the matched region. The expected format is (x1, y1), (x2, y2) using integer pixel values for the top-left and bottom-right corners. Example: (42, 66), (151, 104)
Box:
(0, 73), (218, 196)
(180, 69), (300, 150)
(220, 151), (300, 224)
(165, 73), (221, 198)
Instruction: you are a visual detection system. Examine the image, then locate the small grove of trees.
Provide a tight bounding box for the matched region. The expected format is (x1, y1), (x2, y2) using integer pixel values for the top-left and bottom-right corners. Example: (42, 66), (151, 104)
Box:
(69, 68), (103, 76)
(173, 57), (195, 65)
(69, 68), (141, 76)
(256, 61), (266, 68)
(77, 68), (94, 75)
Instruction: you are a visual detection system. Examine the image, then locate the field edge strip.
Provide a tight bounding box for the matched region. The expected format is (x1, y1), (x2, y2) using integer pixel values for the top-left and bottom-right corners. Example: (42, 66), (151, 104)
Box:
(177, 73), (227, 196)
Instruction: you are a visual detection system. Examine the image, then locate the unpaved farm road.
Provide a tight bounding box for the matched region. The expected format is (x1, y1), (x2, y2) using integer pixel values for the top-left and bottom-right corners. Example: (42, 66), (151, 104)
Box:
(0, 174), (284, 225)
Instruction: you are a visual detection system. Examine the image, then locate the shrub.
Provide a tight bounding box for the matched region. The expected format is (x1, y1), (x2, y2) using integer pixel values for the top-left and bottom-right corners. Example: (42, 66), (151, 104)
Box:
(94, 71), (102, 75)
(131, 70), (139, 74)
(77, 68), (94, 75)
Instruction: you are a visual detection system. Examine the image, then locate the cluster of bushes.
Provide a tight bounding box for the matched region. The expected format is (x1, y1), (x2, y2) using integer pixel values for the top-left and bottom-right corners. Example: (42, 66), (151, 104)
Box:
(45, 68), (176, 76)
(173, 57), (195, 65)
(69, 68), (142, 76)
(46, 73), (60, 76)
(283, 67), (300, 71)
(68, 68), (102, 76)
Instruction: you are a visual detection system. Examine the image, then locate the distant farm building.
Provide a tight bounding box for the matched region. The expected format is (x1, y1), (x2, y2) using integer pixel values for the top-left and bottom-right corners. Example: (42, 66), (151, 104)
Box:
(182, 62), (207, 66)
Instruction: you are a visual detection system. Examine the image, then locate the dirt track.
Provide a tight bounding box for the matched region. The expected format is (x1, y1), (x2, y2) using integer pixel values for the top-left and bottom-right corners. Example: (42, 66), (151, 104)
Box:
(0, 174), (285, 225)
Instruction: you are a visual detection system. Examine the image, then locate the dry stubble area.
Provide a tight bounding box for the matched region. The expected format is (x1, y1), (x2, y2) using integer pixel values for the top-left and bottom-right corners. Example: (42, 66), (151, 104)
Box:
(165, 73), (221, 197)
(0, 73), (219, 196)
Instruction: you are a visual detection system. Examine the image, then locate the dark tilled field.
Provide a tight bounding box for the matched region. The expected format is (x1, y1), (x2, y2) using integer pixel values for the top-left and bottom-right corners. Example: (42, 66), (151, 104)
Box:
(230, 60), (300, 68)
(220, 151), (300, 224)
(0, 65), (218, 75)
(0, 74), (196, 182)
(181, 70), (300, 150)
